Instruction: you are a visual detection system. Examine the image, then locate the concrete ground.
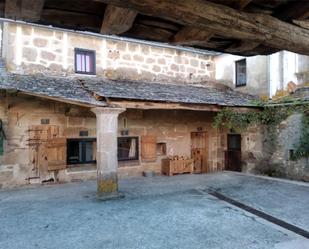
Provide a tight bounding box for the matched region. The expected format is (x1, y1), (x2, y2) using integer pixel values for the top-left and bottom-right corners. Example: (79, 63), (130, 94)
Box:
(0, 172), (308, 249)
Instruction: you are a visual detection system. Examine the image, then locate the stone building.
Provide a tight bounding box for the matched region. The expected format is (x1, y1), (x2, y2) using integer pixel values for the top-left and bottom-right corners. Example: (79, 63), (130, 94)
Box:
(0, 19), (307, 197)
(0, 21), (263, 195)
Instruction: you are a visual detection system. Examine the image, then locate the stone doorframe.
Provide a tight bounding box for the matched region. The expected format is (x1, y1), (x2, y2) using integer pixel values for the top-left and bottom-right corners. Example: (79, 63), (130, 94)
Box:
(91, 107), (126, 200)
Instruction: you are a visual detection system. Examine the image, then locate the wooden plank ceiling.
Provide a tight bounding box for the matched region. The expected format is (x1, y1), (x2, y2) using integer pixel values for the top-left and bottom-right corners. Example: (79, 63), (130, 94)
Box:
(0, 0), (309, 56)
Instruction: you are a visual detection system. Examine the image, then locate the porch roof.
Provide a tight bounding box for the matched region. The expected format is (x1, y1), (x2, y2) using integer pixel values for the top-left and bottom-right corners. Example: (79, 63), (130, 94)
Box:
(0, 73), (258, 108)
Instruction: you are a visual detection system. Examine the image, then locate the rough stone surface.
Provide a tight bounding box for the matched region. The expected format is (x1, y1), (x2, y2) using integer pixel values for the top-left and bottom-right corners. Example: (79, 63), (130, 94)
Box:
(2, 22), (215, 84)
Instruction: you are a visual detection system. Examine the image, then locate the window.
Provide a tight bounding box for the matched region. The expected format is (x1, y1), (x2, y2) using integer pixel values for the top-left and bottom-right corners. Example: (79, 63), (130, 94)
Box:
(156, 143), (167, 156)
(118, 137), (139, 161)
(227, 134), (241, 151)
(235, 59), (247, 87)
(67, 138), (96, 165)
(74, 48), (96, 74)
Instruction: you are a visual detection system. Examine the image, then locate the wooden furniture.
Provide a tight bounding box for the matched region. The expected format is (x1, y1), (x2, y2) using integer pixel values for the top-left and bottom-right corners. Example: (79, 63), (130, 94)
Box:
(161, 158), (194, 176)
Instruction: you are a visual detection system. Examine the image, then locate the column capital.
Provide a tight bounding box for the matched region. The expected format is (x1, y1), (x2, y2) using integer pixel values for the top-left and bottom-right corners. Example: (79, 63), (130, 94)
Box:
(91, 107), (126, 116)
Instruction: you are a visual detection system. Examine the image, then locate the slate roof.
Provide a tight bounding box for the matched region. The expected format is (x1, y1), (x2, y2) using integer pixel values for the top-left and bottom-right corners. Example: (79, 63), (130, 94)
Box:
(83, 79), (257, 107)
(0, 72), (258, 108)
(0, 74), (106, 106)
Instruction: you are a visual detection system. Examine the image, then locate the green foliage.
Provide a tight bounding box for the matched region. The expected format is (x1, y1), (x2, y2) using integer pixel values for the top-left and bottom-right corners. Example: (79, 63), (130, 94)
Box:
(292, 114), (309, 160)
(213, 101), (309, 160)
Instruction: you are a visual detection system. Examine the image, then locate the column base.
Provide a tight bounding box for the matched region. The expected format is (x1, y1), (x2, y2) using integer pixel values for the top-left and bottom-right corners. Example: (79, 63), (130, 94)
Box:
(97, 192), (125, 201)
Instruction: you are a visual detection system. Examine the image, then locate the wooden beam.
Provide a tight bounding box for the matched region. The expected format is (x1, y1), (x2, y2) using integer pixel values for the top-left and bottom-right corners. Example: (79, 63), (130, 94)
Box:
(274, 1), (309, 21)
(293, 20), (309, 30)
(101, 5), (137, 35)
(226, 40), (260, 53)
(235, 0), (252, 10)
(41, 9), (102, 32)
(127, 24), (174, 42)
(170, 27), (214, 46)
(5, 0), (44, 21)
(94, 0), (309, 55)
(108, 99), (222, 112)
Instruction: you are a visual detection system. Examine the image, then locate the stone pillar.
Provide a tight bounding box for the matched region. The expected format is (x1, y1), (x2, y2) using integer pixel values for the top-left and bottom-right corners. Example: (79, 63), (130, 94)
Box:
(91, 107), (125, 200)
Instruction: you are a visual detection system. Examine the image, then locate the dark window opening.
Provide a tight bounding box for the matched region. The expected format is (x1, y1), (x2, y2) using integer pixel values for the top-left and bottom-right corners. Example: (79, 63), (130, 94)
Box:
(74, 48), (96, 75)
(67, 138), (96, 165)
(235, 59), (247, 87)
(228, 134), (241, 151)
(118, 137), (139, 161)
(157, 143), (167, 156)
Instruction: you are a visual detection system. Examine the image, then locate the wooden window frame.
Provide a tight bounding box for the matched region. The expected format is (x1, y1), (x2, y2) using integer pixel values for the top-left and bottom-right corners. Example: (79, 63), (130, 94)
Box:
(67, 138), (96, 165)
(117, 136), (139, 161)
(235, 59), (247, 87)
(74, 48), (96, 75)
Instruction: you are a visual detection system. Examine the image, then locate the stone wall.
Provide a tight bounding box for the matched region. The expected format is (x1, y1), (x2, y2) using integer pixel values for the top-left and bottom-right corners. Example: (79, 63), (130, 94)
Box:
(267, 114), (309, 181)
(2, 22), (214, 84)
(0, 93), (224, 188)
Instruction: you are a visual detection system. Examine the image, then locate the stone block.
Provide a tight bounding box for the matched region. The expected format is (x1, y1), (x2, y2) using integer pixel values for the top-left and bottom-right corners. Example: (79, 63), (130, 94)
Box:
(128, 43), (139, 52)
(116, 42), (127, 51)
(33, 38), (48, 48)
(152, 65), (161, 73)
(190, 59), (199, 67)
(107, 50), (120, 60)
(33, 27), (53, 37)
(23, 47), (37, 62)
(133, 55), (144, 62)
(146, 58), (155, 64)
(171, 64), (179, 72)
(22, 26), (32, 36)
(157, 58), (166, 65)
(41, 51), (56, 61)
(122, 54), (131, 61)
(141, 45), (150, 55)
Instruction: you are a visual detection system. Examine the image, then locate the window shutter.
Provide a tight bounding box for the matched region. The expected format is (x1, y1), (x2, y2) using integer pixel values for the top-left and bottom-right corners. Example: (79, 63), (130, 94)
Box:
(46, 138), (67, 171)
(141, 135), (157, 162)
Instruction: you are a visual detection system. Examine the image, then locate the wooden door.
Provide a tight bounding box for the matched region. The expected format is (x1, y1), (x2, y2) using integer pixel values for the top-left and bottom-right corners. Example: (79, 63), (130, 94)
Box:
(191, 132), (208, 173)
(28, 125), (60, 178)
(225, 134), (241, 172)
(141, 135), (157, 162)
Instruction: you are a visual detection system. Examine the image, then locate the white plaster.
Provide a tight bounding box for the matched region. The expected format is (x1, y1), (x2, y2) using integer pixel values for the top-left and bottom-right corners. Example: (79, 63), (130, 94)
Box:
(15, 25), (22, 66)
(62, 33), (68, 70)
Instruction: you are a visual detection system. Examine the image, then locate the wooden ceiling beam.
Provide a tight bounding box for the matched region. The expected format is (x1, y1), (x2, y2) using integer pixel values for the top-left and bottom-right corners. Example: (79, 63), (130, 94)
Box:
(5, 0), (45, 21)
(94, 0), (309, 55)
(225, 40), (260, 53)
(170, 27), (214, 46)
(101, 5), (137, 35)
(274, 1), (309, 21)
(235, 0), (252, 10)
(293, 20), (309, 30)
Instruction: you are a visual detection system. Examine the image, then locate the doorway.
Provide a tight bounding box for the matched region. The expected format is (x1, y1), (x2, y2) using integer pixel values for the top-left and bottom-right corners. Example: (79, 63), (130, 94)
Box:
(225, 134), (241, 172)
(191, 132), (209, 173)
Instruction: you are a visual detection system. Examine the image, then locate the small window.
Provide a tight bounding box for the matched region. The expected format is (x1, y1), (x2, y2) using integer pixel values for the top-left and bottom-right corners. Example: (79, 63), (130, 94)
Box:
(74, 48), (96, 75)
(118, 137), (139, 161)
(67, 138), (96, 165)
(235, 59), (246, 87)
(156, 143), (166, 156)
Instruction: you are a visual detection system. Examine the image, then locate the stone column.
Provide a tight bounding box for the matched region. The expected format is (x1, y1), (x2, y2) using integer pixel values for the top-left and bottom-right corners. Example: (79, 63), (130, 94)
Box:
(91, 107), (125, 200)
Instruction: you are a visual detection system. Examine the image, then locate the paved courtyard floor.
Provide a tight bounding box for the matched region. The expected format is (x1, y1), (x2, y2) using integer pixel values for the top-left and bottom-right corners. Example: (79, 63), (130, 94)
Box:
(0, 172), (308, 249)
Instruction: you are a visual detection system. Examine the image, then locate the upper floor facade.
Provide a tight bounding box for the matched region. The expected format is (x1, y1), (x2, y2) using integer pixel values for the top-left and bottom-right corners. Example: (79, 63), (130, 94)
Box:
(1, 20), (308, 99)
(0, 21), (215, 84)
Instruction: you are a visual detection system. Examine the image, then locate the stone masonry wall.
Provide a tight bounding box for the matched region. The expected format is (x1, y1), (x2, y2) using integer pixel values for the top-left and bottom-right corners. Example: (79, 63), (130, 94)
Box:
(0, 93), (224, 188)
(2, 22), (214, 84)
